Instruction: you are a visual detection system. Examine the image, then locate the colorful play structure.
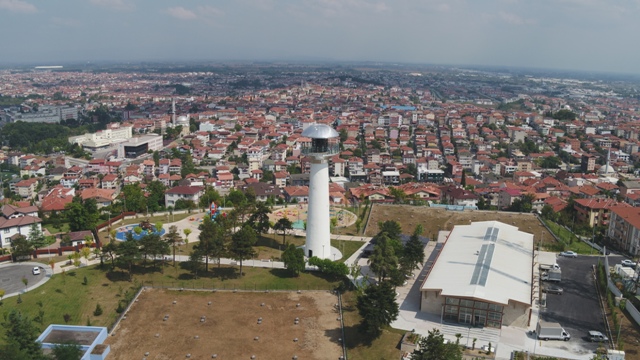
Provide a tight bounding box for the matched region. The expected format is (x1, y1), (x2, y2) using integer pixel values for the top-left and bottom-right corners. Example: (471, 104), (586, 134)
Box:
(208, 201), (222, 220)
(115, 221), (166, 241)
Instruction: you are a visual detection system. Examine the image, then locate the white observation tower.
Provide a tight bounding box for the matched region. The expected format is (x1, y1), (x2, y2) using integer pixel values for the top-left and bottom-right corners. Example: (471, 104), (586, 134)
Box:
(301, 123), (339, 259)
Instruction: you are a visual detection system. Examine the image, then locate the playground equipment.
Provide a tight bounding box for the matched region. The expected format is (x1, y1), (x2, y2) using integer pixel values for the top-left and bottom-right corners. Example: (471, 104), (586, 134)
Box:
(208, 201), (222, 220)
(115, 220), (166, 241)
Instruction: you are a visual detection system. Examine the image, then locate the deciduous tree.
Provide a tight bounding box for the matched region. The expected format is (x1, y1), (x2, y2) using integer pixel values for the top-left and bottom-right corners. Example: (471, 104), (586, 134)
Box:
(282, 244), (305, 276)
(274, 217), (293, 246)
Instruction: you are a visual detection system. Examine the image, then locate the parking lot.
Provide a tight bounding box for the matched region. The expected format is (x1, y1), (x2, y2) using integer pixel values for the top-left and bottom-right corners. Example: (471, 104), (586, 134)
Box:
(0, 263), (48, 297)
(539, 255), (623, 353)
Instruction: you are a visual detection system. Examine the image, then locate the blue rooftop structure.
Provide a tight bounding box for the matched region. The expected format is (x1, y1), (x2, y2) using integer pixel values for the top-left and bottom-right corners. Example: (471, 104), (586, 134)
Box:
(37, 325), (109, 360)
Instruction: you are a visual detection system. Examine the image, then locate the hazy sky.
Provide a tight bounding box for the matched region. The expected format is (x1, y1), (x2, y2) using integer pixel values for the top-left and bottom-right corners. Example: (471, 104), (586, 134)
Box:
(1, 0), (639, 74)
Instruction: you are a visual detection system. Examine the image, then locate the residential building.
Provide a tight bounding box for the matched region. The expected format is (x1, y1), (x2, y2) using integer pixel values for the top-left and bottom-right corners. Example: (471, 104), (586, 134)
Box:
(0, 204), (42, 248)
(607, 206), (640, 255)
(574, 198), (630, 227)
(15, 178), (38, 199)
(164, 186), (205, 208)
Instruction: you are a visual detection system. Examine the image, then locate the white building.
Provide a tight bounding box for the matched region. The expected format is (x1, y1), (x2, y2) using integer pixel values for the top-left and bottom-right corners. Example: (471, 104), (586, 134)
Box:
(0, 205), (42, 248)
(420, 221), (533, 329)
(164, 186), (204, 208)
(69, 124), (133, 150)
(116, 134), (163, 159)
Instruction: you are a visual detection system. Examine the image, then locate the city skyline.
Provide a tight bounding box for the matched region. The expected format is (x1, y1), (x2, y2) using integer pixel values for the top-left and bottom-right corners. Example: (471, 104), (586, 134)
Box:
(0, 0), (639, 74)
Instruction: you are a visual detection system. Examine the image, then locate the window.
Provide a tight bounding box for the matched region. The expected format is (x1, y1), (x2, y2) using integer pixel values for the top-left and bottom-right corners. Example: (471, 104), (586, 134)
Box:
(488, 303), (503, 312)
(460, 299), (474, 308)
(444, 305), (458, 322)
(474, 301), (488, 309)
(445, 298), (459, 305)
(3, 228), (9, 234)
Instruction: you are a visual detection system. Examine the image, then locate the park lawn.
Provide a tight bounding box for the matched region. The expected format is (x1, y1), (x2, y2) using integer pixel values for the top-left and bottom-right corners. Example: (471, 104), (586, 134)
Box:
(0, 261), (342, 346)
(43, 222), (70, 235)
(254, 233), (306, 260)
(139, 261), (342, 291)
(0, 265), (132, 343)
(341, 291), (404, 360)
(543, 220), (596, 254)
(331, 240), (365, 263)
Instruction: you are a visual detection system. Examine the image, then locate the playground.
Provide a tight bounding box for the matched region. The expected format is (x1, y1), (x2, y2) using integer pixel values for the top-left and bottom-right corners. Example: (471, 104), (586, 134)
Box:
(269, 205), (357, 230)
(114, 221), (166, 241)
(105, 288), (343, 360)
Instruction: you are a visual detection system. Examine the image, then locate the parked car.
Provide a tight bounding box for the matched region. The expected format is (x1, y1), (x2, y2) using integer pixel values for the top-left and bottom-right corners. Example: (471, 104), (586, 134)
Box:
(588, 331), (609, 342)
(621, 260), (637, 268)
(32, 267), (41, 275)
(542, 285), (563, 295)
(559, 251), (578, 258)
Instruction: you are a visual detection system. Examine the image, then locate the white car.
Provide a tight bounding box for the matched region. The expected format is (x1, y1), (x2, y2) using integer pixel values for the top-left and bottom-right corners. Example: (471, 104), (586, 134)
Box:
(621, 260), (637, 268)
(560, 251), (578, 258)
(32, 267), (41, 275)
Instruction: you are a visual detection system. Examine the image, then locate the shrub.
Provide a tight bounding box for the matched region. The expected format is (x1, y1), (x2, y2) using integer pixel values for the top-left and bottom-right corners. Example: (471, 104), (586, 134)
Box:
(82, 276), (88, 285)
(116, 301), (125, 314)
(63, 313), (71, 323)
(94, 303), (103, 316)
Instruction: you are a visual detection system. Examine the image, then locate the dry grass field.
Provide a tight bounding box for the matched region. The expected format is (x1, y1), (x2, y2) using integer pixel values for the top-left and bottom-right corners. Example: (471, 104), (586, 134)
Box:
(365, 204), (554, 244)
(105, 288), (343, 360)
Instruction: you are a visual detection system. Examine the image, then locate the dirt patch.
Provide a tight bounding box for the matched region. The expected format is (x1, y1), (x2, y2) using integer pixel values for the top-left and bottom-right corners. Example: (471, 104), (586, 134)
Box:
(603, 301), (640, 359)
(365, 204), (554, 244)
(105, 288), (343, 360)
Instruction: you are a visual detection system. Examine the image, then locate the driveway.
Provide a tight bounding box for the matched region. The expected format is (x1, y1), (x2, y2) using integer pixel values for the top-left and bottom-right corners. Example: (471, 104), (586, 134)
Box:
(0, 262), (52, 298)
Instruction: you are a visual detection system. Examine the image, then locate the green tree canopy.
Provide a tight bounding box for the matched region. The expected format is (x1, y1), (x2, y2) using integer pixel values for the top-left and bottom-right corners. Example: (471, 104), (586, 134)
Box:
(163, 225), (182, 265)
(274, 217), (293, 246)
(1, 310), (44, 359)
(248, 202), (271, 235)
(195, 216), (226, 270)
(377, 220), (402, 241)
(139, 233), (169, 268)
(403, 224), (425, 272)
(539, 156), (562, 169)
(64, 196), (99, 232)
(229, 225), (257, 276)
(122, 184), (146, 213)
(28, 223), (47, 251)
(368, 233), (399, 282)
(411, 329), (463, 360)
(356, 281), (399, 337)
(116, 235), (141, 280)
(507, 193), (535, 213)
(51, 342), (83, 360)
(145, 180), (166, 212)
(10, 235), (33, 262)
(282, 244), (305, 276)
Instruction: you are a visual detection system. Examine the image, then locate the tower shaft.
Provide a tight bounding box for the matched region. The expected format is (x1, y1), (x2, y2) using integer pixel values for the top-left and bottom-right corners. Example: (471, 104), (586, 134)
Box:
(305, 158), (331, 259)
